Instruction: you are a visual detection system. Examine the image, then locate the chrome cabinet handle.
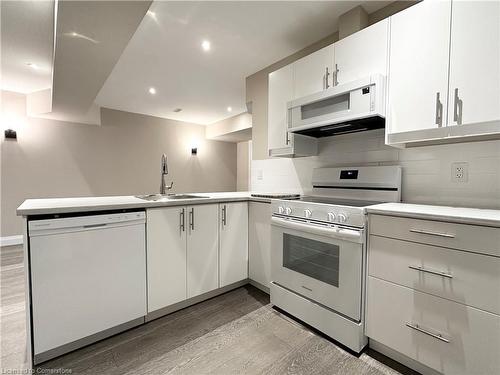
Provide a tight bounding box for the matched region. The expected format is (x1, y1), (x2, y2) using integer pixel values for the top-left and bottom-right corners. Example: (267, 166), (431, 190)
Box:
(180, 208), (185, 232)
(408, 265), (452, 279)
(453, 88), (463, 125)
(189, 208), (194, 230)
(222, 205), (227, 226)
(324, 67), (330, 90)
(333, 64), (339, 86)
(406, 323), (450, 343)
(435, 92), (443, 127)
(409, 229), (455, 238)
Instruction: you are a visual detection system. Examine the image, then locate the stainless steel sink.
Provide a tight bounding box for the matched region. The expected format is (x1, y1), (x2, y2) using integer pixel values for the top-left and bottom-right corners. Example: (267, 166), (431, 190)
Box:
(135, 194), (206, 201)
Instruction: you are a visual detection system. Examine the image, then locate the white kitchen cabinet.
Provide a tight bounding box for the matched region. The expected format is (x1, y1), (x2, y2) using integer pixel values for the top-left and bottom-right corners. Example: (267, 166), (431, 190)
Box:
(219, 202), (248, 287)
(367, 213), (500, 375)
(333, 19), (388, 85)
(294, 45), (334, 98)
(447, 1), (500, 128)
(386, 0), (451, 138)
(248, 202), (271, 291)
(268, 64), (293, 152)
(268, 65), (317, 157)
(186, 204), (219, 298)
(147, 207), (186, 313)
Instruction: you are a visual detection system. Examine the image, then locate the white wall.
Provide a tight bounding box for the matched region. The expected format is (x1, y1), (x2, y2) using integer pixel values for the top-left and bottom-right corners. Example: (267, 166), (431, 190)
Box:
(251, 129), (500, 209)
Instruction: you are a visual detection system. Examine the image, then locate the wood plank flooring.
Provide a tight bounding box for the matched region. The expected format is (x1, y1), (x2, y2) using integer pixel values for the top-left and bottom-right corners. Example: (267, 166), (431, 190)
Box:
(1, 245), (413, 375)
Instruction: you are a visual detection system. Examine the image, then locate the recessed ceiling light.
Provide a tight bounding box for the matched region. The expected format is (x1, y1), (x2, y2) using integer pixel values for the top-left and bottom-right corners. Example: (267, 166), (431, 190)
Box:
(148, 87), (156, 95)
(26, 63), (39, 70)
(201, 40), (211, 52)
(147, 10), (156, 17)
(173, 108), (182, 113)
(227, 106), (232, 112)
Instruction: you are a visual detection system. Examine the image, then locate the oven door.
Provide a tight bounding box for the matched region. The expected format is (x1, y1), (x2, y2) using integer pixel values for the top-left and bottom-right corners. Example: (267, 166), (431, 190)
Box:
(271, 216), (363, 321)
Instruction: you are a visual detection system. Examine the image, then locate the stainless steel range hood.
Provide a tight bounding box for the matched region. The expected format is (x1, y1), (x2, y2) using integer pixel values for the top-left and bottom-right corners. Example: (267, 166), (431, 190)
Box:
(287, 75), (386, 138)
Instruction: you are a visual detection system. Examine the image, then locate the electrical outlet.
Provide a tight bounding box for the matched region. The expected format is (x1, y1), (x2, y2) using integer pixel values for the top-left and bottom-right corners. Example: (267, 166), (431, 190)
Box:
(451, 162), (468, 183)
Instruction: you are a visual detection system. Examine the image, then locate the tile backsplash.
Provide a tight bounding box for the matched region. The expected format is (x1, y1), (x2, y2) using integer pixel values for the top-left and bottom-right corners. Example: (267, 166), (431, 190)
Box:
(251, 129), (500, 209)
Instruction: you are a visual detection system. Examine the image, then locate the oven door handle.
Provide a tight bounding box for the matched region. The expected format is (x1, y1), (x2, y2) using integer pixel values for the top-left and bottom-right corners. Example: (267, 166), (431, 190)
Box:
(271, 216), (363, 243)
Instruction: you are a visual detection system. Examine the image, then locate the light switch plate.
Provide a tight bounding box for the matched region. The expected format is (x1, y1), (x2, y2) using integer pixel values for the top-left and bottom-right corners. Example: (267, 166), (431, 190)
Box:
(257, 169), (263, 180)
(451, 162), (468, 183)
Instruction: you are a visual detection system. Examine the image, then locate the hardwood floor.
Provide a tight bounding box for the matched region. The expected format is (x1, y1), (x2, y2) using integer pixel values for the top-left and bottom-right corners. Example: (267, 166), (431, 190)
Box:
(1, 245), (410, 375)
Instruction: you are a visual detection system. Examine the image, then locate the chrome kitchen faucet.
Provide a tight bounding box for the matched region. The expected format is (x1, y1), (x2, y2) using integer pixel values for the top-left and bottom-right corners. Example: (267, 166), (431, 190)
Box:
(160, 154), (174, 194)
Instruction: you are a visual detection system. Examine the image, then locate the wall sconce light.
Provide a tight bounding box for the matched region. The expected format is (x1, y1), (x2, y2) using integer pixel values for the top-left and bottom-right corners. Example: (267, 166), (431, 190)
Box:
(4, 129), (17, 140)
(191, 147), (198, 155)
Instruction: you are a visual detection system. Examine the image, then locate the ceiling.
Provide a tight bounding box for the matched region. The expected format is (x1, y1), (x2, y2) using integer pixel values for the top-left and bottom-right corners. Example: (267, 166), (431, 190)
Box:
(0, 0), (54, 93)
(2, 1), (391, 126)
(96, 1), (390, 125)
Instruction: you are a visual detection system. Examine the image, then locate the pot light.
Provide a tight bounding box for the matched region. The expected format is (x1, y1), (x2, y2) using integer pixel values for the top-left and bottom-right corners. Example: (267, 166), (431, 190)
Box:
(148, 87), (156, 95)
(26, 63), (39, 70)
(201, 40), (211, 52)
(227, 106), (232, 112)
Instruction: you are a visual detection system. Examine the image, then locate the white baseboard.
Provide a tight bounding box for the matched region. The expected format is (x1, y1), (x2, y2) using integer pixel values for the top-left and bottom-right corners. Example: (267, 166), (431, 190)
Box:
(0, 235), (23, 247)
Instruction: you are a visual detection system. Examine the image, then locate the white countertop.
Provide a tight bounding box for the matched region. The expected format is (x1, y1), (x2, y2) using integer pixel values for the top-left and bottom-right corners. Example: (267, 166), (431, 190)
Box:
(17, 192), (272, 216)
(367, 202), (500, 228)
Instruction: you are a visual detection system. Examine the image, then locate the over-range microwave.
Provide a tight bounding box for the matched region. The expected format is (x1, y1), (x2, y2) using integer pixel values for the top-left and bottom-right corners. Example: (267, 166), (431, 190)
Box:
(287, 75), (386, 137)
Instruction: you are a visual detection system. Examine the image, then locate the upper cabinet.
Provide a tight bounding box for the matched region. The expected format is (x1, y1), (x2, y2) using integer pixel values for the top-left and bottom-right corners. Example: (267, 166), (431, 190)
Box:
(386, 0), (451, 138)
(334, 19), (389, 85)
(294, 45), (334, 98)
(447, 1), (500, 129)
(267, 20), (389, 158)
(386, 0), (500, 145)
(268, 64), (294, 153)
(267, 65), (318, 158)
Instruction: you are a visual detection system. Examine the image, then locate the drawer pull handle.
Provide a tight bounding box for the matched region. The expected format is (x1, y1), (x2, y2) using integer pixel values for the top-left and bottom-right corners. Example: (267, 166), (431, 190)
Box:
(406, 323), (450, 343)
(409, 229), (455, 238)
(408, 265), (453, 279)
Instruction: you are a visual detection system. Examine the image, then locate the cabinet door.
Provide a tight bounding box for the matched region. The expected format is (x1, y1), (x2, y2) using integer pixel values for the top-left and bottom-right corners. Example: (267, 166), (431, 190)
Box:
(219, 202), (248, 287)
(448, 1), (500, 127)
(268, 64), (293, 152)
(187, 204), (219, 298)
(334, 19), (388, 85)
(147, 207), (187, 313)
(294, 44), (334, 98)
(387, 0), (451, 134)
(248, 202), (271, 289)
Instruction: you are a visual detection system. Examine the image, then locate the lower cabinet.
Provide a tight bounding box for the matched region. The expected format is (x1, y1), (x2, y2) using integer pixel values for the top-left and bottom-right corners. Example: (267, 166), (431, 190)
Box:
(147, 206), (187, 313)
(219, 202), (248, 287)
(366, 213), (500, 375)
(186, 204), (219, 298)
(248, 202), (271, 290)
(367, 276), (500, 375)
(147, 202), (249, 314)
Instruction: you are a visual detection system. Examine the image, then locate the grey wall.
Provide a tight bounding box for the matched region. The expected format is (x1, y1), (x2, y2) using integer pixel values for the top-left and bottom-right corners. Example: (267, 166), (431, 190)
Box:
(1, 90), (237, 236)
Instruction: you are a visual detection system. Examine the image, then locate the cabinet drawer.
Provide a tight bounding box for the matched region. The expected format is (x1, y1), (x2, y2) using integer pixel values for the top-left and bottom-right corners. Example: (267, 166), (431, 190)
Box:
(369, 214), (500, 257)
(366, 277), (500, 375)
(369, 236), (500, 314)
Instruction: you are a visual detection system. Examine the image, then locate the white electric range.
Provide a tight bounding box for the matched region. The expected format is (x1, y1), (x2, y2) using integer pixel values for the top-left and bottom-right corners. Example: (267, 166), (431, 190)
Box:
(270, 165), (402, 353)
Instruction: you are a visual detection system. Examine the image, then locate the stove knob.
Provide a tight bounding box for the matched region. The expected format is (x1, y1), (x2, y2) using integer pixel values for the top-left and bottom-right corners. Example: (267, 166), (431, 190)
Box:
(338, 213), (347, 223)
(327, 212), (336, 222)
(278, 206), (284, 214)
(285, 207), (292, 215)
(304, 209), (312, 218)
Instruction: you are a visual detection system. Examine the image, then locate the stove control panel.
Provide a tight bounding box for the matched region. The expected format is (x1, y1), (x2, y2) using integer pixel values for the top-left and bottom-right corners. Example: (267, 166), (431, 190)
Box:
(271, 200), (366, 228)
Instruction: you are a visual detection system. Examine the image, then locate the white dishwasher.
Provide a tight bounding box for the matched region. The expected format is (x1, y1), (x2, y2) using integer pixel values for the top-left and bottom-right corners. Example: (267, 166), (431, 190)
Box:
(29, 211), (147, 364)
